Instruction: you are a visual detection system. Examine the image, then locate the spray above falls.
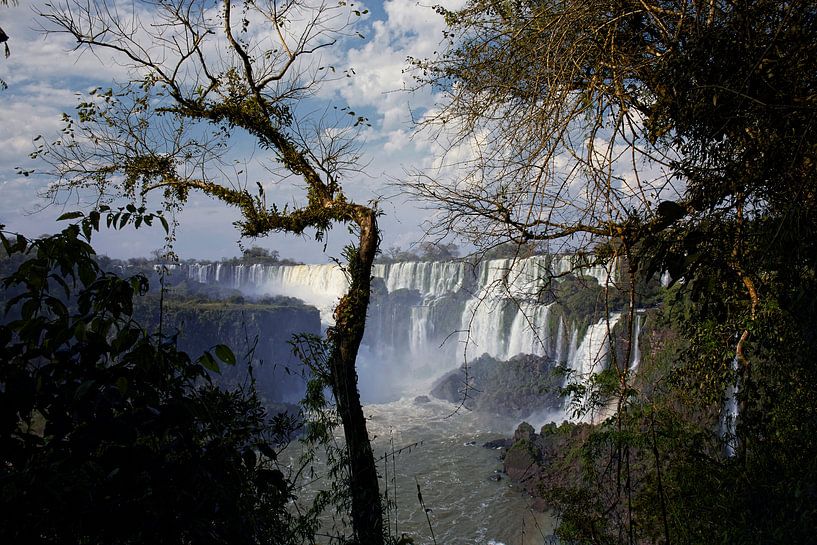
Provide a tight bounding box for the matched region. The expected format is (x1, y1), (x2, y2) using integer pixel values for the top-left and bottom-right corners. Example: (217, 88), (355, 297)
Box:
(187, 255), (625, 406)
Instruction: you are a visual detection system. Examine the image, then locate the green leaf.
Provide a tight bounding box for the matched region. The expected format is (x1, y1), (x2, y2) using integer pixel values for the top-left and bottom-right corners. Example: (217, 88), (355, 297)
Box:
(214, 344), (236, 365)
(89, 210), (100, 231)
(159, 215), (169, 234)
(74, 380), (96, 400)
(198, 351), (220, 373)
(115, 377), (129, 395)
(73, 319), (87, 340)
(57, 211), (83, 221)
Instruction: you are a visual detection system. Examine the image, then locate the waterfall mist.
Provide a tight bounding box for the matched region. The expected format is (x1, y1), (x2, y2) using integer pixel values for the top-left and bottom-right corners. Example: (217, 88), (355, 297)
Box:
(187, 255), (622, 418)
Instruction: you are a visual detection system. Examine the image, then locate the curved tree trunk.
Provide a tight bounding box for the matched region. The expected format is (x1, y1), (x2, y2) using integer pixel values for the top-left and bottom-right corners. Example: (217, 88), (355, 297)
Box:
(35, 1), (387, 540)
(328, 209), (382, 544)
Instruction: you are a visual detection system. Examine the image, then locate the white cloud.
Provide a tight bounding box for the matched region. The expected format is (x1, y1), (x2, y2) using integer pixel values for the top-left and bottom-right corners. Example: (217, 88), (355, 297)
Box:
(0, 0), (469, 261)
(323, 1), (464, 129)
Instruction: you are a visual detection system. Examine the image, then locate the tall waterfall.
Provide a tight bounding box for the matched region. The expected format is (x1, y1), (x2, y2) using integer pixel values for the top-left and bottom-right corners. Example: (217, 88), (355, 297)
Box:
(720, 356), (740, 457)
(186, 255), (621, 404)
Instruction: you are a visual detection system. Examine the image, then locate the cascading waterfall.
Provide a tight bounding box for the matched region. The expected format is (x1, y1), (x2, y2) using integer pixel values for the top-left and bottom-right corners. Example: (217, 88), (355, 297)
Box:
(720, 356), (740, 457)
(554, 318), (566, 364)
(630, 312), (643, 371)
(559, 314), (623, 422)
(186, 255), (621, 407)
(571, 315), (621, 380)
(409, 306), (432, 356)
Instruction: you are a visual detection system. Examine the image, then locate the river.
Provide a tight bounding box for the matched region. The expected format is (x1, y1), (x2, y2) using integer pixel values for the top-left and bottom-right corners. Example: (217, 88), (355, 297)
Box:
(284, 394), (557, 545)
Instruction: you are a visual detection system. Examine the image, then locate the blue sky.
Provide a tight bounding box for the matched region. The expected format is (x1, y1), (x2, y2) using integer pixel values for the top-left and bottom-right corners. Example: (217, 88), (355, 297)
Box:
(0, 1), (462, 263)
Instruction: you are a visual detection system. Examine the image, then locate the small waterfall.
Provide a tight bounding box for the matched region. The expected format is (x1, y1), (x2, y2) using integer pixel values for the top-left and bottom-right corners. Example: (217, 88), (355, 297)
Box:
(569, 315), (621, 380)
(567, 328), (579, 366)
(409, 306), (433, 356)
(563, 314), (622, 421)
(457, 297), (514, 361)
(505, 301), (553, 358)
(555, 317), (566, 364)
(630, 313), (643, 371)
(720, 356), (740, 457)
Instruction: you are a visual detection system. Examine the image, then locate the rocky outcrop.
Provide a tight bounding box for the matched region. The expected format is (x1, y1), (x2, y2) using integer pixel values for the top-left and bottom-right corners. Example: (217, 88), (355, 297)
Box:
(502, 421), (592, 511)
(430, 353), (563, 418)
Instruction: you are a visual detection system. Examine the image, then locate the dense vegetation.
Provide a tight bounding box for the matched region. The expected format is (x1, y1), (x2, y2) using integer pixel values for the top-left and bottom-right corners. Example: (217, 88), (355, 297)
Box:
(0, 220), (321, 545)
(4, 0), (817, 543)
(412, 1), (817, 543)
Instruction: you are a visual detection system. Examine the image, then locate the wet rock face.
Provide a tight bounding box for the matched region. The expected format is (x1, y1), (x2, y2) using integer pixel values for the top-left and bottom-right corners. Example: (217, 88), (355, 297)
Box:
(138, 301), (321, 405)
(429, 353), (562, 419)
(504, 443), (540, 482)
(483, 438), (513, 450)
(514, 422), (536, 443)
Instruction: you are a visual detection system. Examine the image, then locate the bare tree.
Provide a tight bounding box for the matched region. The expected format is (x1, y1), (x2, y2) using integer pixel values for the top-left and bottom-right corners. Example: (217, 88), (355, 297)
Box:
(405, 2), (673, 424)
(36, 1), (383, 542)
(409, 2), (817, 543)
(408, 2), (692, 251)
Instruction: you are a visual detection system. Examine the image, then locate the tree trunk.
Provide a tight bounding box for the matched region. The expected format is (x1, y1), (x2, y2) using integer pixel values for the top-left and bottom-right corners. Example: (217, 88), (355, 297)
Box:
(328, 209), (383, 545)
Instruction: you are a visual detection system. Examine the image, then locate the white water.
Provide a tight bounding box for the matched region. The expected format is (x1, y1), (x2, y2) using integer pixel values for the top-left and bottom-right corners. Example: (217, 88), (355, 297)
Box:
(720, 356), (740, 457)
(366, 398), (557, 545)
(191, 256), (626, 541)
(293, 397), (557, 544)
(563, 314), (623, 423)
(630, 313), (643, 371)
(188, 255), (621, 414)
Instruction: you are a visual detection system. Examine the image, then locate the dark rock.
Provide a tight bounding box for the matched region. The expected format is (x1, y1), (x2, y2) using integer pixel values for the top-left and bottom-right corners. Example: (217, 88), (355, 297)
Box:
(430, 353), (562, 418)
(413, 395), (431, 404)
(513, 422), (536, 443)
(429, 369), (467, 405)
(504, 440), (540, 482)
(488, 473), (502, 482)
(503, 420), (594, 511)
(483, 438), (513, 449)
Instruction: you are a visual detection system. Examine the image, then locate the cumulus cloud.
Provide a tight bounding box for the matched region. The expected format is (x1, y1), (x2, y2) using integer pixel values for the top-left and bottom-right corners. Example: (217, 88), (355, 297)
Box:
(0, 0), (467, 261)
(329, 0), (458, 129)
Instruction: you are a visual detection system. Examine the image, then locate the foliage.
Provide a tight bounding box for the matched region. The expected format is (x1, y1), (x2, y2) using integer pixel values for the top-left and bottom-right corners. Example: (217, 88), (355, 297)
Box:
(416, 1), (817, 543)
(222, 246), (302, 266)
(36, 2), (386, 541)
(0, 217), (323, 545)
(377, 241), (460, 263)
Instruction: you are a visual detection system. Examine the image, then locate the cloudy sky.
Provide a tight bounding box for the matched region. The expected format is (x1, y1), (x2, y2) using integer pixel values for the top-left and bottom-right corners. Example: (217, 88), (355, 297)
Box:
(0, 1), (461, 263)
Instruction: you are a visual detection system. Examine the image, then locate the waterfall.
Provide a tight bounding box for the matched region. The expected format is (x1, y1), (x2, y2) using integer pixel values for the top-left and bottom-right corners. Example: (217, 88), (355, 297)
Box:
(562, 314), (622, 422)
(373, 261), (465, 296)
(630, 313), (643, 371)
(186, 255), (621, 403)
(409, 305), (432, 356)
(555, 317), (566, 364)
(720, 356), (740, 457)
(570, 315), (620, 380)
